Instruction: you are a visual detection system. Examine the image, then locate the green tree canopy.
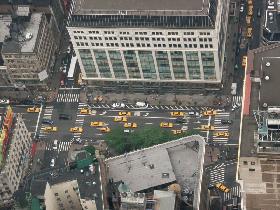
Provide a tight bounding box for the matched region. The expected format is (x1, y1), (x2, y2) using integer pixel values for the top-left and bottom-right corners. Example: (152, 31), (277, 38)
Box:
(105, 126), (200, 155)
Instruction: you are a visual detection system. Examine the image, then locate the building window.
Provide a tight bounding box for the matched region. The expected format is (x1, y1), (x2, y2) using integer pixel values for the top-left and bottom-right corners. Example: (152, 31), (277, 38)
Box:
(94, 50), (112, 78)
(201, 51), (216, 80)
(138, 51), (157, 79)
(123, 50), (141, 78)
(155, 51), (172, 80)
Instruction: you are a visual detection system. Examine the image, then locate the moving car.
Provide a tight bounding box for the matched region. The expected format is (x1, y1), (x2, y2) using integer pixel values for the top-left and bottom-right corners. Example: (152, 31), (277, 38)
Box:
(90, 121), (105, 127)
(69, 127), (83, 133)
(80, 108), (91, 115)
(171, 130), (184, 135)
(42, 119), (54, 125)
(175, 118), (187, 123)
(248, 5), (253, 16)
(242, 56), (247, 67)
(247, 27), (252, 38)
(215, 183), (230, 193)
(160, 122), (173, 128)
(0, 99), (10, 104)
(124, 123), (137, 128)
(240, 4), (244, 12)
(43, 126), (58, 132)
(257, 8), (261, 17)
(221, 119), (233, 124)
(114, 116), (128, 122)
(59, 114), (71, 120)
(170, 112), (185, 117)
(112, 103), (125, 108)
(136, 102), (148, 108)
(203, 110), (217, 116)
(50, 158), (55, 167)
(99, 127), (110, 133)
(214, 131), (229, 137)
(27, 107), (41, 113)
(200, 125), (215, 131)
(53, 140), (58, 150)
(118, 111), (131, 116)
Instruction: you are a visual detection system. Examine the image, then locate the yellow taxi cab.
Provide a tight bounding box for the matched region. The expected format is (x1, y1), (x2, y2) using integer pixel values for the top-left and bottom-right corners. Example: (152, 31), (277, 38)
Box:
(69, 127), (83, 133)
(247, 0), (253, 5)
(214, 131), (229, 137)
(80, 108), (91, 115)
(215, 183), (231, 193)
(171, 130), (184, 135)
(247, 27), (252, 38)
(203, 110), (217, 116)
(248, 5), (253, 16)
(114, 116), (128, 122)
(118, 111), (131, 116)
(43, 126), (58, 132)
(200, 125), (215, 131)
(246, 15), (251, 25)
(160, 122), (173, 128)
(90, 121), (105, 127)
(99, 127), (110, 133)
(27, 107), (41, 113)
(170, 112), (185, 117)
(242, 56), (247, 67)
(124, 123), (137, 128)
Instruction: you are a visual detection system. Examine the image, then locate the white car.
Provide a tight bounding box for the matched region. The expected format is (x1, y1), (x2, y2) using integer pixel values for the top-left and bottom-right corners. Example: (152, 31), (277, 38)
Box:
(0, 99), (10, 104)
(50, 158), (55, 167)
(53, 140), (58, 150)
(240, 4), (244, 12)
(112, 103), (125, 108)
(136, 102), (148, 108)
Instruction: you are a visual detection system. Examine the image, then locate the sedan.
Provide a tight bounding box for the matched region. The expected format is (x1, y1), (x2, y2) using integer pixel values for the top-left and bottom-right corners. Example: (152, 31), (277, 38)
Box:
(27, 107), (41, 113)
(114, 116), (128, 122)
(214, 131), (229, 137)
(215, 183), (230, 193)
(203, 110), (217, 116)
(170, 112), (185, 117)
(240, 4), (244, 13)
(118, 111), (131, 116)
(160, 122), (173, 128)
(171, 130), (184, 135)
(200, 125), (215, 131)
(99, 127), (110, 133)
(43, 126), (58, 132)
(69, 127), (83, 133)
(50, 158), (55, 167)
(0, 99), (10, 104)
(124, 123), (137, 128)
(90, 121), (105, 127)
(112, 103), (125, 108)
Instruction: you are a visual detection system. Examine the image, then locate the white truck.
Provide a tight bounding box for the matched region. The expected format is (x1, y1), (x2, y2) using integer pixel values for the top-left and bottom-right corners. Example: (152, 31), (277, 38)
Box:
(231, 83), (237, 95)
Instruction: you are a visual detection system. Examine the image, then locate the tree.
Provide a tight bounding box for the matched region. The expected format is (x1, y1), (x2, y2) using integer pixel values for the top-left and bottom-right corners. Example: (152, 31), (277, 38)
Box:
(105, 126), (201, 155)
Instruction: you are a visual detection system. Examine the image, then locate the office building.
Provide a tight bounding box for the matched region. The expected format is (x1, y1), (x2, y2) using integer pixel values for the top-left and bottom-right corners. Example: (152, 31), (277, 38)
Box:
(67, 0), (230, 92)
(1, 11), (56, 88)
(44, 180), (96, 210)
(0, 107), (32, 207)
(237, 44), (280, 210)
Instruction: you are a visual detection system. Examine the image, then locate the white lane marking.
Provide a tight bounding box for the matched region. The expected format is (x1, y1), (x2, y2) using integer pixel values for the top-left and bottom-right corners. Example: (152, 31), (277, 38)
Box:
(145, 123), (154, 125)
(34, 103), (43, 138)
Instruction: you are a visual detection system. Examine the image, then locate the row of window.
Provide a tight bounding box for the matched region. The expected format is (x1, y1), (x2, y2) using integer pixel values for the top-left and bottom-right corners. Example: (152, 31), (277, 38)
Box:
(72, 30), (211, 37)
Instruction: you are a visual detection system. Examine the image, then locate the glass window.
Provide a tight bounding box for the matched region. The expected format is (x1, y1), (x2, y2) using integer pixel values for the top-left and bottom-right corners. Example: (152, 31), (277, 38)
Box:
(108, 51), (126, 79)
(123, 51), (141, 78)
(93, 50), (112, 78)
(185, 51), (201, 80)
(79, 49), (98, 78)
(201, 51), (216, 80)
(155, 51), (171, 80)
(138, 51), (157, 79)
(170, 51), (185, 79)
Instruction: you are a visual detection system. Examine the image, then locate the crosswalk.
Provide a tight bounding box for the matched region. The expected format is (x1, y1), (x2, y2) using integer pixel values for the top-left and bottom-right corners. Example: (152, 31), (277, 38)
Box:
(223, 185), (241, 201)
(56, 92), (80, 103)
(232, 96), (242, 108)
(90, 103), (212, 111)
(209, 163), (225, 186)
(38, 106), (54, 139)
(46, 141), (71, 152)
(212, 111), (230, 144)
(73, 103), (87, 138)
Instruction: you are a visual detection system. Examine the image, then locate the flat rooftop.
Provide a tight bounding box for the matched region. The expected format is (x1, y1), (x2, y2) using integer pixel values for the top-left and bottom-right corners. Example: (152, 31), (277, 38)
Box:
(240, 44), (280, 157)
(105, 135), (206, 209)
(2, 13), (42, 54)
(75, 0), (206, 12)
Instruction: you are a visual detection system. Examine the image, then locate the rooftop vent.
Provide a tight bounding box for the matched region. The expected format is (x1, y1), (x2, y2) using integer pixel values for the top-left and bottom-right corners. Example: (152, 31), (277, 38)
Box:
(266, 62), (271, 67)
(265, 76), (270, 80)
(263, 103), (268, 108)
(25, 32), (33, 40)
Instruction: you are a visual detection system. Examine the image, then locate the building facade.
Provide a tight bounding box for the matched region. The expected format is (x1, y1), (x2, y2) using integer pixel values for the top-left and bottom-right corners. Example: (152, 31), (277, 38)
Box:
(67, 0), (230, 92)
(44, 180), (96, 210)
(1, 11), (56, 88)
(0, 107), (32, 207)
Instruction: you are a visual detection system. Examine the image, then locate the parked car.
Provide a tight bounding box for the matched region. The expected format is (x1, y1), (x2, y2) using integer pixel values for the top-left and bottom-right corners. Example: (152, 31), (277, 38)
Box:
(59, 114), (71, 120)
(112, 103), (125, 108)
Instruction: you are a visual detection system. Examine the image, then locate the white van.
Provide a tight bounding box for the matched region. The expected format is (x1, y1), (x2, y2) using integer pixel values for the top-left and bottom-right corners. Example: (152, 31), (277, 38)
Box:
(136, 102), (147, 108)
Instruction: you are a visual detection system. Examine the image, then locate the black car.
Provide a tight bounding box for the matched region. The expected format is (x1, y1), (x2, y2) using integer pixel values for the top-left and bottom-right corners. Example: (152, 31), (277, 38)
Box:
(59, 114), (71, 120)
(21, 99), (35, 105)
(221, 119), (233, 124)
(175, 118), (187, 123)
(42, 119), (54, 125)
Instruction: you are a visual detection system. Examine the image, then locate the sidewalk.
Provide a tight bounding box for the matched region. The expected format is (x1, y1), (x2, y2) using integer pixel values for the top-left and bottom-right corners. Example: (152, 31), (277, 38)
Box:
(80, 90), (230, 107)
